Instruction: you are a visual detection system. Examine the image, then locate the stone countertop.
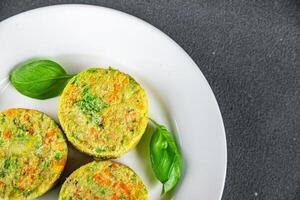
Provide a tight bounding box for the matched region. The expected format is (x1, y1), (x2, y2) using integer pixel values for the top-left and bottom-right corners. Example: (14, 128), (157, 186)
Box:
(1, 1), (300, 199)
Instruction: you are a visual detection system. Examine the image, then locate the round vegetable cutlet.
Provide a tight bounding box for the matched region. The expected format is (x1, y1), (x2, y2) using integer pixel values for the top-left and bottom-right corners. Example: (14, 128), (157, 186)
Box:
(59, 161), (147, 200)
(58, 68), (148, 158)
(0, 108), (68, 200)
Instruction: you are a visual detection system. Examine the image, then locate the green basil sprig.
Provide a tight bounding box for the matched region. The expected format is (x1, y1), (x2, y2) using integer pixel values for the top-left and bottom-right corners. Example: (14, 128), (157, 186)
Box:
(10, 59), (75, 99)
(149, 118), (182, 195)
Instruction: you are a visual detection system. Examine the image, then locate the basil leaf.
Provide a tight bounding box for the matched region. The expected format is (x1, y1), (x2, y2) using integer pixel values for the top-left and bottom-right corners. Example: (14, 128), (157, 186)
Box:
(10, 59), (75, 99)
(162, 153), (181, 194)
(149, 118), (182, 195)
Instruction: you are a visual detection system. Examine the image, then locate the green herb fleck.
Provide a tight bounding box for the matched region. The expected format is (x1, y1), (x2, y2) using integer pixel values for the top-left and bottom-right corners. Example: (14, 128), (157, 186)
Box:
(0, 171), (5, 178)
(39, 160), (48, 169)
(35, 142), (41, 150)
(96, 147), (105, 153)
(87, 68), (97, 73)
(0, 115), (5, 123)
(87, 176), (94, 185)
(23, 190), (33, 197)
(76, 90), (108, 128)
(16, 129), (26, 139)
(57, 134), (62, 139)
(81, 85), (90, 96)
(70, 76), (77, 84)
(99, 188), (106, 195)
(54, 151), (62, 160)
(4, 159), (13, 169)
(120, 196), (127, 200)
(77, 94), (108, 115)
(12, 187), (21, 194)
(63, 196), (72, 200)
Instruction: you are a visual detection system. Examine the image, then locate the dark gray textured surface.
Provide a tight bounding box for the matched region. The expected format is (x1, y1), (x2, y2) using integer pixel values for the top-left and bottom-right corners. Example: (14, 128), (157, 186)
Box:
(1, 0), (300, 199)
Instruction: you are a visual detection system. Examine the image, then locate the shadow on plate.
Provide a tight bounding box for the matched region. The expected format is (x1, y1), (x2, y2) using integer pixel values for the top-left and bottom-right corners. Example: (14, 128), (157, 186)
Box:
(136, 123), (157, 186)
(44, 142), (94, 197)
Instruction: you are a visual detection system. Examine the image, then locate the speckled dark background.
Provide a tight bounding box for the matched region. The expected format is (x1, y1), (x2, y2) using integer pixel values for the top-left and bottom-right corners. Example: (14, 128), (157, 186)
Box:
(1, 0), (300, 199)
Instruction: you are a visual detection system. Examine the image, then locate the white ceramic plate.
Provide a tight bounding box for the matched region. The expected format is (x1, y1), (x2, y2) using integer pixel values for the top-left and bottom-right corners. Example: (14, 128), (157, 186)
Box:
(0, 4), (226, 200)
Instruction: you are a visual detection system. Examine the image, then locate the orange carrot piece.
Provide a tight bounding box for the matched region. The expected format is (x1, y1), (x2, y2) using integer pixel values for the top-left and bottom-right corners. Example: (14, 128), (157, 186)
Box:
(0, 181), (5, 189)
(112, 194), (119, 200)
(119, 182), (132, 200)
(114, 83), (120, 91)
(93, 173), (111, 186)
(3, 130), (11, 139)
(28, 128), (34, 135)
(54, 157), (66, 167)
(111, 163), (119, 169)
(6, 109), (16, 116)
(45, 128), (57, 143)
